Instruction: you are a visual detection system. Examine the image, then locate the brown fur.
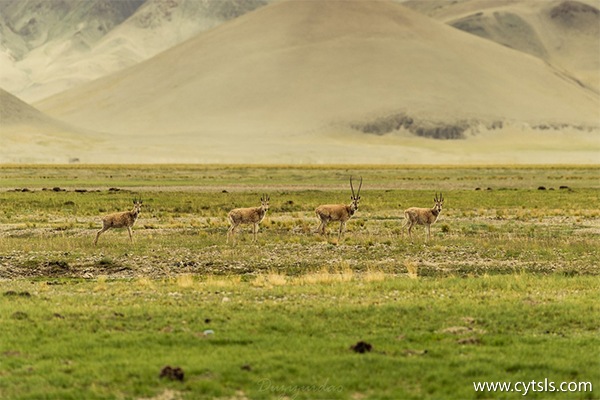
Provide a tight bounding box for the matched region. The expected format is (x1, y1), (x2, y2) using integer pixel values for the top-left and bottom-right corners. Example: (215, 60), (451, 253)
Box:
(315, 176), (362, 241)
(315, 203), (357, 240)
(402, 193), (443, 240)
(227, 195), (269, 244)
(94, 200), (142, 245)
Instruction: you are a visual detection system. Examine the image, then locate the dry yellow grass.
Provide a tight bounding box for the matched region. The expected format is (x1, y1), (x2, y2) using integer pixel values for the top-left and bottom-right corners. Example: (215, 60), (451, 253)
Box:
(405, 260), (419, 279)
(251, 271), (288, 288)
(175, 274), (196, 289)
(248, 264), (389, 287)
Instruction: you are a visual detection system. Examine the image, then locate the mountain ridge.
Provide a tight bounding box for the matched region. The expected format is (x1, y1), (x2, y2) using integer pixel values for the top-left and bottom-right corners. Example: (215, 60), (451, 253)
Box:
(1, 0), (598, 163)
(403, 0), (600, 93)
(36, 0), (599, 136)
(0, 0), (267, 101)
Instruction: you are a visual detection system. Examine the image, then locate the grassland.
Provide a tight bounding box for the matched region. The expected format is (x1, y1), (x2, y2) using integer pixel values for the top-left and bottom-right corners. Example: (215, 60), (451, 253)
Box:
(0, 165), (599, 399)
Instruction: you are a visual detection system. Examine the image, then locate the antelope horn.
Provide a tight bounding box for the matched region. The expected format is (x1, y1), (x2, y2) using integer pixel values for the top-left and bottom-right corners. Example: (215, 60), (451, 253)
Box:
(357, 176), (363, 197)
(350, 176), (356, 198)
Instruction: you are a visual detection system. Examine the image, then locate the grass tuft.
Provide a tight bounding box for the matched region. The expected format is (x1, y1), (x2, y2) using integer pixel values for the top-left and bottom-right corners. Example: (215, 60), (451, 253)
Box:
(405, 260), (419, 279)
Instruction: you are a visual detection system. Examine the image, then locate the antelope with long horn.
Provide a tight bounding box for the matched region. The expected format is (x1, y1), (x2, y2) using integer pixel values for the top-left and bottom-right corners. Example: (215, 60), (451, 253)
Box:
(402, 193), (444, 241)
(227, 194), (270, 244)
(315, 176), (362, 241)
(94, 198), (143, 245)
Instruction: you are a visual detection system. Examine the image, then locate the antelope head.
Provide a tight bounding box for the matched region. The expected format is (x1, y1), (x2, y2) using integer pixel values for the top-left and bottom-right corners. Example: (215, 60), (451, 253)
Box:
(132, 198), (143, 214)
(260, 194), (270, 211)
(433, 193), (443, 214)
(350, 176), (363, 213)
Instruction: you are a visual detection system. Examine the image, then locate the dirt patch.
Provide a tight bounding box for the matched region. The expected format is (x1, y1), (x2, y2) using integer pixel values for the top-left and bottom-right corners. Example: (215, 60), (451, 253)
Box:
(3, 290), (31, 297)
(440, 326), (478, 335)
(351, 341), (373, 353)
(402, 349), (428, 356)
(11, 311), (29, 320)
(159, 366), (184, 382)
(350, 113), (506, 139)
(138, 390), (183, 400)
(550, 1), (599, 23)
(457, 337), (481, 345)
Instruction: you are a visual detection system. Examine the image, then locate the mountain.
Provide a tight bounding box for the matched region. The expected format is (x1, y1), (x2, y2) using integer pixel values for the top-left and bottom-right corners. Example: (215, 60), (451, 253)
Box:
(0, 0), (267, 101)
(0, 0), (145, 99)
(0, 88), (106, 163)
(0, 0), (144, 57)
(1, 87), (55, 125)
(37, 0), (599, 129)
(403, 0), (600, 93)
(3, 0), (599, 163)
(99, 0), (268, 59)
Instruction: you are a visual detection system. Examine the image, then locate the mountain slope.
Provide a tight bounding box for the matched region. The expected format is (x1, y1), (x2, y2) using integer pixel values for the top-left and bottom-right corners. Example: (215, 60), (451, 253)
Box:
(1, 87), (56, 125)
(0, 0), (145, 99)
(0, 88), (107, 163)
(37, 0), (599, 136)
(403, 0), (600, 93)
(0, 0), (267, 102)
(98, 0), (267, 59)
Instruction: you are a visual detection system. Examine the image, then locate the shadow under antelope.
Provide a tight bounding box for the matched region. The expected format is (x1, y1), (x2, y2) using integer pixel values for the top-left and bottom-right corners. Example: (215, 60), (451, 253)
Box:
(402, 193), (444, 241)
(94, 199), (142, 245)
(315, 176), (362, 241)
(227, 194), (270, 244)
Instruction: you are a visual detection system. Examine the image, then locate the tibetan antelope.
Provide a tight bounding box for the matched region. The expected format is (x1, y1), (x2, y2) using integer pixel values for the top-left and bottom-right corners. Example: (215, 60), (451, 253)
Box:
(227, 194), (270, 244)
(315, 176), (362, 241)
(402, 193), (444, 240)
(94, 199), (142, 245)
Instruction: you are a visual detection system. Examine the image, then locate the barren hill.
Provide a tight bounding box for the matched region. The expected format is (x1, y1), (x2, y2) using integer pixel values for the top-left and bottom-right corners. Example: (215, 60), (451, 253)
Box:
(0, 0), (266, 101)
(5, 0), (600, 163)
(0, 88), (107, 163)
(404, 0), (600, 93)
(38, 0), (599, 129)
(0, 0), (145, 100)
(1, 88), (55, 126)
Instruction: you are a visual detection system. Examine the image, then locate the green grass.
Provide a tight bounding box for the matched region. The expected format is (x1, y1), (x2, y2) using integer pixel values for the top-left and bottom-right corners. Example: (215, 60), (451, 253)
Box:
(1, 187), (598, 277)
(1, 164), (599, 189)
(1, 275), (598, 400)
(0, 165), (599, 399)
